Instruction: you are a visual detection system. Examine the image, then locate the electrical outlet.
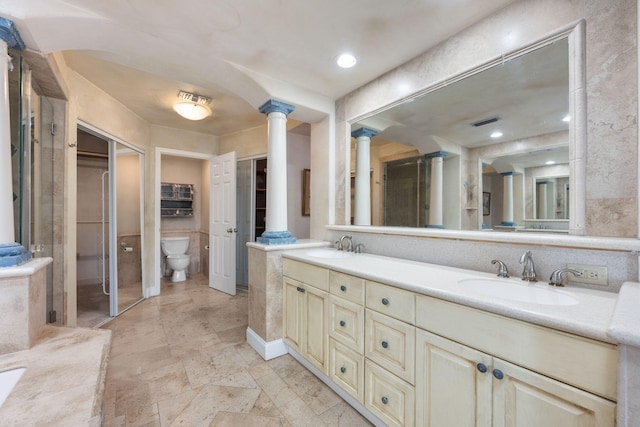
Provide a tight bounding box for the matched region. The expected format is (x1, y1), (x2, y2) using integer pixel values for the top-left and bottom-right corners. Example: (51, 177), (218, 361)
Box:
(566, 264), (608, 286)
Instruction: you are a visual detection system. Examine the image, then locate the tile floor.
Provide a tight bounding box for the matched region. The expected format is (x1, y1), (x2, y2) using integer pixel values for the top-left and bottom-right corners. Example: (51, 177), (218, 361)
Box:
(101, 274), (372, 426)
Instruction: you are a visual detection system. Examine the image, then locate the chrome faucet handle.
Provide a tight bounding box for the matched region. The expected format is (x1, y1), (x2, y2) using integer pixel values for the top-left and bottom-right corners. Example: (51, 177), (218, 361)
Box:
(339, 235), (353, 252)
(354, 243), (365, 254)
(335, 240), (343, 250)
(490, 259), (509, 278)
(519, 251), (537, 282)
(548, 268), (581, 287)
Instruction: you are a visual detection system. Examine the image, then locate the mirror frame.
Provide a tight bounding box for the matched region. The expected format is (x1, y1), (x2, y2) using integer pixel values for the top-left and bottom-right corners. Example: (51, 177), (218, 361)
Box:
(344, 20), (586, 238)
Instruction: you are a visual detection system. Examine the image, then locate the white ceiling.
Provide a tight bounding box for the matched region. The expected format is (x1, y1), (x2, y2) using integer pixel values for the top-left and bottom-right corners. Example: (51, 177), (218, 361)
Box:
(1, 0), (517, 136)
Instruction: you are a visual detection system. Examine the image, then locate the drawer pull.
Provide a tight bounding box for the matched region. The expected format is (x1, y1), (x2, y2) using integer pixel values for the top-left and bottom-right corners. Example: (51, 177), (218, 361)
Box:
(296, 286), (306, 293)
(381, 298), (389, 306)
(339, 320), (346, 327)
(340, 285), (347, 292)
(381, 396), (389, 405)
(493, 369), (504, 380)
(340, 366), (346, 374)
(381, 340), (389, 349)
(476, 363), (488, 373)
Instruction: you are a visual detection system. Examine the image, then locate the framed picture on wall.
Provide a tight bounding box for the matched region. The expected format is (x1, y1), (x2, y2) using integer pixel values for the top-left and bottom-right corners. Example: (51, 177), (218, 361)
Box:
(483, 192), (491, 216)
(302, 169), (311, 216)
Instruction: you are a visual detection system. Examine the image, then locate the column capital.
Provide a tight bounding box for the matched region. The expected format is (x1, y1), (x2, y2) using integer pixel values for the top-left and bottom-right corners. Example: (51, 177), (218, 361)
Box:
(0, 18), (25, 50)
(500, 171), (516, 176)
(351, 127), (377, 139)
(258, 99), (295, 116)
(426, 151), (448, 159)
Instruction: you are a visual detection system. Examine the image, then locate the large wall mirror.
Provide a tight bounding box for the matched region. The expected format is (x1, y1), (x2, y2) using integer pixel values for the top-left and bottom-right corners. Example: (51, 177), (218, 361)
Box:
(350, 32), (582, 234)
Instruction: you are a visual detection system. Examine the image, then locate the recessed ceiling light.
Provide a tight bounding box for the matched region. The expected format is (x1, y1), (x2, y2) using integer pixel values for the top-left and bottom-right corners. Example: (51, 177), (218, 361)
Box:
(545, 160), (556, 165)
(337, 53), (357, 68)
(562, 115), (570, 122)
(490, 131), (503, 138)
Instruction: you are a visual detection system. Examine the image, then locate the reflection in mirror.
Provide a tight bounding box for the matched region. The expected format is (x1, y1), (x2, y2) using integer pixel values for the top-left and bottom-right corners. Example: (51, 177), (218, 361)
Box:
(351, 37), (570, 233)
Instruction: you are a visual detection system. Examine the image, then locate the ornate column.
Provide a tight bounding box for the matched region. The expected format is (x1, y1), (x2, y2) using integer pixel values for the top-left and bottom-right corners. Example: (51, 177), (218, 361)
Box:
(537, 181), (548, 219)
(351, 127), (376, 225)
(426, 151), (447, 228)
(257, 99), (296, 245)
(0, 18), (30, 267)
(500, 172), (517, 226)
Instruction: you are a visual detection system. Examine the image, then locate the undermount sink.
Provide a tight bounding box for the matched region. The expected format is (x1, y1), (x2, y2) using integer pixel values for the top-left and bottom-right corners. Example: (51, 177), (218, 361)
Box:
(306, 249), (353, 259)
(0, 367), (26, 408)
(458, 278), (579, 306)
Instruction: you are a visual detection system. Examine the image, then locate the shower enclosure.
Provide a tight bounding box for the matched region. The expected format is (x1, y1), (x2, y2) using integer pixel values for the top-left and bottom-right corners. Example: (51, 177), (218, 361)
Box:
(384, 155), (429, 227)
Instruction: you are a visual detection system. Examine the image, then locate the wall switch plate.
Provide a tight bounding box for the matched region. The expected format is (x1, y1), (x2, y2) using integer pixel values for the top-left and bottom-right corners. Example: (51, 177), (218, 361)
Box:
(566, 264), (608, 286)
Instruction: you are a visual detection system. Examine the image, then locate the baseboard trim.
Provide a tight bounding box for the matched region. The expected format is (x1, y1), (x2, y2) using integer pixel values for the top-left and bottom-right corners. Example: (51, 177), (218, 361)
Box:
(246, 327), (288, 361)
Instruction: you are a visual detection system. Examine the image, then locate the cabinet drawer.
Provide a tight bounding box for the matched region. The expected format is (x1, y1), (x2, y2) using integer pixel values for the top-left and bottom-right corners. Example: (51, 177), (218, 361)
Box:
(330, 271), (365, 304)
(366, 281), (415, 324)
(365, 359), (415, 427)
(365, 309), (415, 384)
(329, 295), (364, 353)
(283, 258), (329, 291)
(416, 295), (618, 400)
(330, 339), (364, 403)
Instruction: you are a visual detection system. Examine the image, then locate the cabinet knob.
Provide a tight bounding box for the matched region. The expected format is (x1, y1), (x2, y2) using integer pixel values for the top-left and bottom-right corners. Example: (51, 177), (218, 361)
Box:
(339, 320), (346, 327)
(476, 363), (488, 373)
(381, 340), (389, 349)
(381, 396), (389, 405)
(340, 285), (347, 292)
(340, 367), (346, 374)
(296, 286), (306, 293)
(381, 298), (389, 306)
(493, 369), (504, 380)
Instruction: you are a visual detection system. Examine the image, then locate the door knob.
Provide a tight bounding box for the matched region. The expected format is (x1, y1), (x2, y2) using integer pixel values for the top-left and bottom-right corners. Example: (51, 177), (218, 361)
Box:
(226, 228), (238, 233)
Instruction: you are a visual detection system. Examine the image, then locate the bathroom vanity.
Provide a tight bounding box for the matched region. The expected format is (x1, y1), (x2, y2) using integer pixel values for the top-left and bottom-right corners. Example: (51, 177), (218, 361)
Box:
(282, 249), (619, 426)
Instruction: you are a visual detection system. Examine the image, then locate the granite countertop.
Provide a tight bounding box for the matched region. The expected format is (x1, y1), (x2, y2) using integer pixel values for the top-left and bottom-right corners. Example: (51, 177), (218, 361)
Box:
(0, 325), (111, 426)
(283, 248), (621, 344)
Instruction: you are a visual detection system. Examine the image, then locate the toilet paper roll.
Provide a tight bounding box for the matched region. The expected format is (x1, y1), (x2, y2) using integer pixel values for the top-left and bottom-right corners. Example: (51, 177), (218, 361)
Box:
(123, 246), (133, 252)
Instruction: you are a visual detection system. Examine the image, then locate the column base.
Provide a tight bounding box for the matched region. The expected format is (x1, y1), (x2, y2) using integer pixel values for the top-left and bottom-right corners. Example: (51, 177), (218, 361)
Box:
(0, 242), (32, 268)
(257, 230), (297, 245)
(500, 221), (517, 226)
(426, 224), (445, 229)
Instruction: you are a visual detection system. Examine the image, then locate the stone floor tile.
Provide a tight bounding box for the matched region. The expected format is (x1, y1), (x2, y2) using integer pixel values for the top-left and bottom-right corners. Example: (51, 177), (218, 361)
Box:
(319, 401), (373, 426)
(209, 411), (286, 427)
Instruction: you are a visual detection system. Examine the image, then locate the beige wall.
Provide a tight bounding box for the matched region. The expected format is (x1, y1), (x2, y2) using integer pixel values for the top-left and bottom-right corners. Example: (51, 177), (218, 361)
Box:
(160, 156), (204, 232)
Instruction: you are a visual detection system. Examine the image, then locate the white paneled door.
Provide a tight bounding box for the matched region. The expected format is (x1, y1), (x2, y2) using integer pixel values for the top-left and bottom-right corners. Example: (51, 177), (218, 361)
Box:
(210, 151), (237, 295)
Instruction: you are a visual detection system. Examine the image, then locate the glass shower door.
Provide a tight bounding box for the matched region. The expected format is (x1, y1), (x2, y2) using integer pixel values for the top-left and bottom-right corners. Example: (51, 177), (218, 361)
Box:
(110, 141), (144, 315)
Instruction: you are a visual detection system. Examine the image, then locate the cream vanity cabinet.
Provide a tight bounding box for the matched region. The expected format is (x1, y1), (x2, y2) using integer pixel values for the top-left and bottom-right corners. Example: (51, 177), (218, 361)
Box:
(282, 259), (330, 374)
(416, 295), (617, 427)
(283, 257), (617, 427)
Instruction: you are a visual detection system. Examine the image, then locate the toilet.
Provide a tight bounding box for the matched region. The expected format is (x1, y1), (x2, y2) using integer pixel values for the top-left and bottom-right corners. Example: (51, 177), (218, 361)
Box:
(160, 237), (191, 282)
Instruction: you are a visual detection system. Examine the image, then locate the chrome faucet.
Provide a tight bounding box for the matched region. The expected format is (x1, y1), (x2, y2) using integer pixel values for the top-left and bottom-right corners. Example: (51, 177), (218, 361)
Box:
(548, 268), (581, 287)
(338, 235), (353, 252)
(490, 259), (509, 278)
(519, 251), (537, 282)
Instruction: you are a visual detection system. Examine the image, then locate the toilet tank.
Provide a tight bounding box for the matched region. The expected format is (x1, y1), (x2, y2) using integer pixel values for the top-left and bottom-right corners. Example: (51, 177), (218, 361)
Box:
(160, 236), (190, 255)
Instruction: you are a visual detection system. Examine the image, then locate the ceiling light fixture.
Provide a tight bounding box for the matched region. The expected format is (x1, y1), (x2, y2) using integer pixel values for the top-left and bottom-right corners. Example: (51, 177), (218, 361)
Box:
(173, 91), (212, 120)
(562, 115), (570, 122)
(337, 53), (357, 68)
(490, 131), (503, 138)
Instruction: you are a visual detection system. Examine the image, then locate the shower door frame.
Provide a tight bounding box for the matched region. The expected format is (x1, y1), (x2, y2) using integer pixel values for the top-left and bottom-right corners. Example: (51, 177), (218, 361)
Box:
(78, 122), (146, 318)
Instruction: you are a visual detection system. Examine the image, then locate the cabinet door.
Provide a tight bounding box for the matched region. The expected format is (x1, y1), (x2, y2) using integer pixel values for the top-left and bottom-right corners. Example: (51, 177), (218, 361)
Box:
(365, 359), (415, 427)
(303, 284), (329, 374)
(416, 329), (492, 427)
(365, 309), (415, 384)
(492, 358), (616, 427)
(283, 277), (304, 351)
(329, 295), (364, 353)
(330, 338), (364, 403)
